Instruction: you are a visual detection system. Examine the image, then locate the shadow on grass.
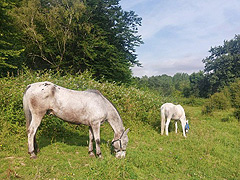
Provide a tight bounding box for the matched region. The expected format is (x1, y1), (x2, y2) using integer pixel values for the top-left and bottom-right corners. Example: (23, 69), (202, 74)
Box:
(36, 124), (110, 156)
(151, 120), (176, 134)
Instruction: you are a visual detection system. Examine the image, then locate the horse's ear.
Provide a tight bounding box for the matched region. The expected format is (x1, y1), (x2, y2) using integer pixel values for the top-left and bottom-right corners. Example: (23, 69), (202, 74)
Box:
(124, 128), (130, 135)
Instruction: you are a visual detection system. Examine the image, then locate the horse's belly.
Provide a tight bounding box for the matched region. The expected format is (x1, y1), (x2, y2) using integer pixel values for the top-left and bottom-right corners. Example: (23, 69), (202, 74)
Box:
(52, 108), (91, 125)
(171, 114), (180, 120)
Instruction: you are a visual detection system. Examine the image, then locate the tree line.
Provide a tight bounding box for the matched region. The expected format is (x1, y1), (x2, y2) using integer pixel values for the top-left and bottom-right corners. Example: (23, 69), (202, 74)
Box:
(135, 35), (240, 98)
(0, 0), (143, 82)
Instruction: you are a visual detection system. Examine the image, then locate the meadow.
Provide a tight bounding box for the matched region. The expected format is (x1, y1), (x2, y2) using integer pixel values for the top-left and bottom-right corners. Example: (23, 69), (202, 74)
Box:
(0, 71), (239, 179)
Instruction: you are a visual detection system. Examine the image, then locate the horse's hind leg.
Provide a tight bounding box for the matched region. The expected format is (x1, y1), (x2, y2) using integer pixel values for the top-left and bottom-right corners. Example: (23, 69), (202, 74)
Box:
(88, 127), (95, 158)
(165, 118), (171, 136)
(27, 113), (43, 159)
(161, 115), (165, 135)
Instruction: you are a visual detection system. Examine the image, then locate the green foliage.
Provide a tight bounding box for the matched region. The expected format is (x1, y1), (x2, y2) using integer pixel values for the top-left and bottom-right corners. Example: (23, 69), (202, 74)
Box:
(188, 71), (210, 98)
(203, 35), (240, 95)
(0, 0), (25, 75)
(179, 96), (206, 107)
(228, 78), (240, 108)
(233, 109), (240, 122)
(202, 92), (231, 114)
(134, 73), (190, 97)
(0, 70), (162, 137)
(202, 78), (240, 124)
(9, 0), (143, 83)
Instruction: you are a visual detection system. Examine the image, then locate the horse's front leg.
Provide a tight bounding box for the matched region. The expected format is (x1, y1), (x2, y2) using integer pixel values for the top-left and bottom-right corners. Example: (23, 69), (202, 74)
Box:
(175, 121), (178, 134)
(165, 118), (171, 136)
(181, 120), (186, 137)
(88, 127), (95, 157)
(91, 123), (102, 158)
(34, 134), (39, 153)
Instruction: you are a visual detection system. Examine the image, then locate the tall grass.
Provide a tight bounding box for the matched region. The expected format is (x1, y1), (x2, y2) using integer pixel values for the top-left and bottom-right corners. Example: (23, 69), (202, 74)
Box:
(0, 70), (239, 179)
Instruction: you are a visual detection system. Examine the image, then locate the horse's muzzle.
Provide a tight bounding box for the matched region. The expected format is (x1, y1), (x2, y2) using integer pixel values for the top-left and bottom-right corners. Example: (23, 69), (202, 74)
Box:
(115, 151), (126, 158)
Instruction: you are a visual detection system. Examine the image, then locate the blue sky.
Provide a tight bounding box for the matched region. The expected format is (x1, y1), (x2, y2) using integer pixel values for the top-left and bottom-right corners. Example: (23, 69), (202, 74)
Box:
(120, 0), (240, 77)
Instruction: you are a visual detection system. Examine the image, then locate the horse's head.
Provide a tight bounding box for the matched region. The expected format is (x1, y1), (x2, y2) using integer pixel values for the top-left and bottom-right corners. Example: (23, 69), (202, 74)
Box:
(112, 128), (129, 158)
(185, 120), (190, 133)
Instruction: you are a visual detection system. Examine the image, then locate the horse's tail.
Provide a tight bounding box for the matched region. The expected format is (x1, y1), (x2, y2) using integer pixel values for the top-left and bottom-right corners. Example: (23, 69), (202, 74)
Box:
(23, 92), (32, 132)
(160, 106), (165, 135)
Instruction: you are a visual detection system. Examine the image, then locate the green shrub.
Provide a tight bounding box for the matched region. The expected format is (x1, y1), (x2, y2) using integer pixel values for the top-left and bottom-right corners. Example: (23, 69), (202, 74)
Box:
(228, 79), (240, 108)
(0, 70), (163, 137)
(233, 109), (240, 122)
(180, 96), (206, 106)
(202, 92), (231, 114)
(202, 101), (213, 114)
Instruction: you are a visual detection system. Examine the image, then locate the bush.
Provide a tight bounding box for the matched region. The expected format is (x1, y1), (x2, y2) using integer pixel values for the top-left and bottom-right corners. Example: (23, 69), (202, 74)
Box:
(233, 109), (240, 122)
(0, 70), (163, 137)
(202, 92), (231, 114)
(180, 96), (206, 106)
(228, 79), (240, 108)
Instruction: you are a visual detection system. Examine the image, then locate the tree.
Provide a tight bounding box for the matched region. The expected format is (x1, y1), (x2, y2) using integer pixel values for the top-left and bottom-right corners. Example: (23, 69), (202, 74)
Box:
(0, 0), (24, 76)
(188, 71), (210, 98)
(202, 35), (240, 94)
(12, 0), (143, 82)
(13, 0), (86, 70)
(135, 75), (175, 96)
(172, 73), (190, 92)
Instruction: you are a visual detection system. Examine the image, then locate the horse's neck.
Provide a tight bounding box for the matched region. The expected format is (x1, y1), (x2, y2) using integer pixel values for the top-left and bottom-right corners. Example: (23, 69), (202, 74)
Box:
(108, 115), (125, 139)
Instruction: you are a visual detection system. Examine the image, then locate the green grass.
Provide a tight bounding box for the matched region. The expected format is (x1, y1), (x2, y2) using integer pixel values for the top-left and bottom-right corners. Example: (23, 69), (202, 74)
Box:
(0, 71), (239, 179)
(1, 107), (239, 179)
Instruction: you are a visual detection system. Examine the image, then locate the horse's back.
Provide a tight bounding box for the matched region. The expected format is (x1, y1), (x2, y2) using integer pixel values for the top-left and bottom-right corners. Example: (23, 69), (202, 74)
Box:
(161, 103), (175, 113)
(161, 103), (185, 120)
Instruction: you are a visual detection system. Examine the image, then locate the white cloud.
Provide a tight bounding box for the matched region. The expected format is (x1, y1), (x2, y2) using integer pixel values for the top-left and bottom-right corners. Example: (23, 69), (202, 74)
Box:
(120, 0), (240, 77)
(132, 54), (204, 77)
(120, 0), (147, 10)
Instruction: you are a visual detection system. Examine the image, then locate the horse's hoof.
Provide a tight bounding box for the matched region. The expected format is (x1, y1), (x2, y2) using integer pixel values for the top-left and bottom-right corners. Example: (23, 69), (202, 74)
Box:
(89, 152), (95, 158)
(97, 153), (103, 159)
(30, 154), (37, 159)
(98, 155), (103, 159)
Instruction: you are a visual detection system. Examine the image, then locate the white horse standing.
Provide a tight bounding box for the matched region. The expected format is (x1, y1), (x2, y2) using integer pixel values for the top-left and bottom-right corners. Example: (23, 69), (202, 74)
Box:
(23, 81), (129, 159)
(161, 103), (189, 137)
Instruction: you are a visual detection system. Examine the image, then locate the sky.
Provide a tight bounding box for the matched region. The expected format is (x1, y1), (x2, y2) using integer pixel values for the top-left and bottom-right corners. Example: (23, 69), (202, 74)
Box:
(119, 0), (240, 77)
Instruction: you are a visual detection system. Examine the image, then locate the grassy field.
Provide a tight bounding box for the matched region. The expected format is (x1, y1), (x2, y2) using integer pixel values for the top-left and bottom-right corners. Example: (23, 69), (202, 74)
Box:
(0, 71), (239, 179)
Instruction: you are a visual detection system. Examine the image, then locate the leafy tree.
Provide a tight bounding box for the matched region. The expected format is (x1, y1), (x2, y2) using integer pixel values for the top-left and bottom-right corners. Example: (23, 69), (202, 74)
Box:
(0, 0), (24, 76)
(13, 0), (86, 70)
(135, 75), (176, 96)
(172, 73), (190, 92)
(12, 0), (143, 82)
(188, 71), (210, 98)
(202, 35), (240, 94)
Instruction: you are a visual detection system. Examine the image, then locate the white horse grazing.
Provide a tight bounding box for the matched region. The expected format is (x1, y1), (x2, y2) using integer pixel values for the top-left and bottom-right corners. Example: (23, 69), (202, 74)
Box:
(161, 103), (189, 137)
(23, 81), (129, 159)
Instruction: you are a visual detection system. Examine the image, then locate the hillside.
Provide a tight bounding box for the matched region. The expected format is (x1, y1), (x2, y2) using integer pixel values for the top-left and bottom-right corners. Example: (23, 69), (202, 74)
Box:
(0, 71), (239, 179)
